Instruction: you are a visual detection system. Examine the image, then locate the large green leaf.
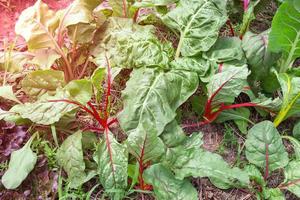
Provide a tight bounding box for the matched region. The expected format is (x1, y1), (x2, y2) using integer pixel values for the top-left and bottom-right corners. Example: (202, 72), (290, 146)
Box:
(207, 66), (250, 105)
(22, 70), (65, 98)
(269, 0), (300, 72)
(164, 133), (249, 189)
(274, 72), (300, 126)
(242, 30), (280, 93)
(245, 121), (289, 172)
(15, 0), (59, 50)
(94, 131), (128, 200)
(118, 67), (198, 137)
(162, 0), (227, 57)
(92, 17), (174, 69)
(1, 133), (37, 189)
(283, 160), (300, 197)
(9, 79), (92, 125)
(56, 131), (87, 188)
(0, 86), (22, 104)
(143, 164), (198, 200)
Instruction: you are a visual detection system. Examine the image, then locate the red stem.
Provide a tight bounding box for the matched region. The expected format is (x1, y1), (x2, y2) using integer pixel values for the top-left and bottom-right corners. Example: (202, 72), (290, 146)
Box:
(122, 0), (127, 17)
(104, 55), (112, 122)
(226, 20), (235, 37)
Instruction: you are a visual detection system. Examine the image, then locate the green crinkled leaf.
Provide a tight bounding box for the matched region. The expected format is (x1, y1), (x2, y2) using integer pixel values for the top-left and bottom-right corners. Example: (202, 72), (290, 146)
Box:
(144, 164), (198, 200)
(274, 72), (300, 126)
(204, 37), (247, 66)
(133, 0), (178, 8)
(269, 0), (300, 71)
(15, 0), (59, 50)
(207, 66), (250, 105)
(22, 70), (65, 98)
(0, 85), (22, 104)
(94, 131), (128, 200)
(245, 121), (289, 172)
(244, 164), (266, 187)
(92, 17), (174, 69)
(170, 57), (213, 77)
(164, 133), (249, 189)
(162, 0), (227, 57)
(118, 67), (198, 137)
(283, 159), (300, 198)
(57, 131), (87, 188)
(1, 133), (37, 189)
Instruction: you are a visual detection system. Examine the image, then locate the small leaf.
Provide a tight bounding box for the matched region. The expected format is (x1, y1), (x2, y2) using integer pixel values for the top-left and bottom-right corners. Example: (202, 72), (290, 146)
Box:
(0, 86), (22, 104)
(64, 79), (92, 105)
(109, 0), (129, 17)
(0, 51), (33, 72)
(22, 70), (65, 98)
(15, 0), (59, 50)
(245, 121), (289, 172)
(57, 131), (87, 188)
(144, 164), (198, 200)
(1, 133), (37, 189)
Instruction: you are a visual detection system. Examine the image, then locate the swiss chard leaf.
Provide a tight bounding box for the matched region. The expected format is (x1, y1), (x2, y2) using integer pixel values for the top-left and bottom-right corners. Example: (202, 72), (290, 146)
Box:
(92, 18), (174, 69)
(269, 0), (300, 72)
(9, 79), (92, 125)
(1, 133), (37, 189)
(274, 72), (300, 126)
(163, 133), (249, 189)
(118, 67), (198, 137)
(56, 131), (87, 188)
(245, 121), (289, 173)
(143, 164), (198, 200)
(242, 30), (280, 93)
(207, 66), (250, 105)
(21, 70), (65, 98)
(93, 130), (128, 200)
(162, 0), (227, 57)
(15, 0), (59, 50)
(282, 160), (300, 198)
